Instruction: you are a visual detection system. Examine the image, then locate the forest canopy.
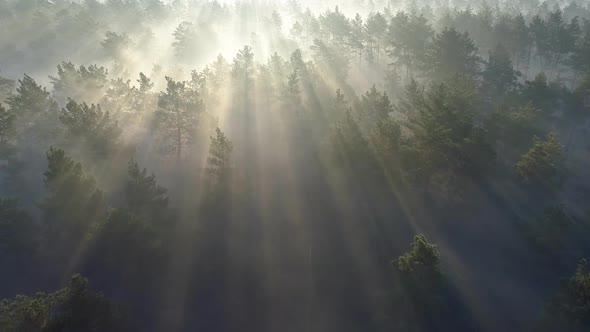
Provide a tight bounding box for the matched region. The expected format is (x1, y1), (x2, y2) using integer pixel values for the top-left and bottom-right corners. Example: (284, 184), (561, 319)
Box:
(1, 0), (590, 331)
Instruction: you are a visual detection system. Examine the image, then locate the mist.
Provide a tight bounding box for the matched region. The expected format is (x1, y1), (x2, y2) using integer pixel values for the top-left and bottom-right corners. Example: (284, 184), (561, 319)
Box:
(1, 0), (590, 331)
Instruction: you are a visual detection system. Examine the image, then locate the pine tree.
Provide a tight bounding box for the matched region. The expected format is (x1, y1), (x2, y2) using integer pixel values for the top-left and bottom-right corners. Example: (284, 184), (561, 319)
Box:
(172, 21), (198, 61)
(516, 132), (566, 189)
(7, 74), (57, 117)
(359, 85), (393, 133)
(387, 12), (434, 75)
(207, 127), (233, 185)
(365, 12), (387, 64)
(538, 259), (590, 331)
(378, 234), (447, 331)
(41, 147), (106, 264)
(50, 62), (109, 105)
(425, 27), (480, 80)
(329, 110), (372, 170)
(0, 198), (38, 255)
(0, 274), (137, 332)
(281, 70), (301, 113)
(402, 81), (494, 184)
(349, 13), (366, 69)
(0, 104), (24, 193)
(396, 234), (440, 273)
(154, 77), (203, 158)
(59, 99), (122, 157)
(0, 104), (14, 153)
(126, 159), (169, 218)
(481, 44), (520, 100)
(231, 45), (255, 108)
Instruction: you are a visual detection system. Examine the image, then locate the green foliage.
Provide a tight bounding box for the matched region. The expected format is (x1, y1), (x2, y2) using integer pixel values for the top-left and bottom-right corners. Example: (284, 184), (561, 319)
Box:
(50, 62), (109, 105)
(400, 80), (495, 195)
(0, 274), (137, 332)
(369, 117), (402, 174)
(0, 104), (23, 192)
(0, 198), (38, 255)
(538, 259), (590, 331)
(131, 72), (157, 113)
(190, 68), (210, 101)
(387, 11), (434, 74)
(103, 78), (136, 114)
(516, 132), (566, 189)
(290, 20), (303, 39)
(2, 3), (590, 330)
(541, 10), (578, 74)
(348, 13), (366, 66)
(124, 159), (173, 232)
(137, 72), (153, 94)
(521, 73), (559, 111)
(319, 6), (351, 46)
(0, 74), (15, 101)
(310, 38), (349, 82)
(0, 103), (14, 150)
(570, 21), (590, 74)
(126, 160), (169, 218)
(41, 147), (106, 261)
(281, 70), (301, 112)
(172, 21), (196, 59)
(396, 234), (440, 273)
(59, 99), (121, 156)
(365, 11), (387, 63)
(358, 85), (393, 133)
(207, 127), (233, 185)
(328, 110), (373, 171)
(101, 31), (132, 60)
(231, 45), (255, 88)
(91, 208), (167, 283)
(4, 74), (59, 152)
(425, 27), (480, 80)
(6, 74), (57, 117)
(481, 44), (520, 99)
(486, 103), (539, 153)
(154, 76), (203, 158)
(89, 161), (171, 282)
(377, 234), (446, 332)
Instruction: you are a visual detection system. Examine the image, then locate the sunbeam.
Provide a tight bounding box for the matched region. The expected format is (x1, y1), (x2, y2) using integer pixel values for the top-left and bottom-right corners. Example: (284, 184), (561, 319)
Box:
(1, 1), (590, 332)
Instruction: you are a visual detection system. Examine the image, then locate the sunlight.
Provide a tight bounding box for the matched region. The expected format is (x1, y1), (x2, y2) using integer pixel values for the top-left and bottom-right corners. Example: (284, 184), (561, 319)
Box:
(1, 0), (589, 331)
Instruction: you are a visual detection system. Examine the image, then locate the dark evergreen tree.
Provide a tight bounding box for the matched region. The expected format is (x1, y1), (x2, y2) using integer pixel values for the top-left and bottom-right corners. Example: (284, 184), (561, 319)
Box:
(481, 44), (520, 101)
(387, 11), (434, 75)
(425, 27), (480, 80)
(154, 77), (203, 158)
(207, 127), (233, 186)
(41, 147), (106, 264)
(0, 274), (137, 332)
(50, 62), (109, 105)
(59, 99), (121, 157)
(516, 132), (566, 189)
(539, 259), (590, 331)
(377, 234), (447, 332)
(0, 198), (38, 256)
